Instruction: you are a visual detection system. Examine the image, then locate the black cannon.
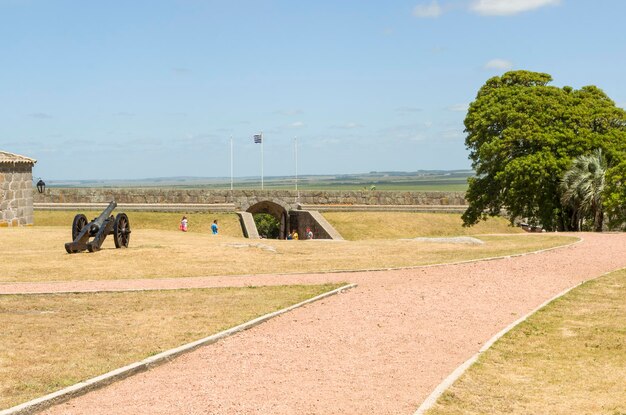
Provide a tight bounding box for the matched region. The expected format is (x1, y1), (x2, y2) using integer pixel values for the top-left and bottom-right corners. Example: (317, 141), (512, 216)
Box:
(65, 201), (131, 253)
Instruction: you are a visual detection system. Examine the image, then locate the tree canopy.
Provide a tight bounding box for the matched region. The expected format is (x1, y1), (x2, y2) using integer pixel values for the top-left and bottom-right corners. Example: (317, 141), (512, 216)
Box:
(462, 70), (626, 231)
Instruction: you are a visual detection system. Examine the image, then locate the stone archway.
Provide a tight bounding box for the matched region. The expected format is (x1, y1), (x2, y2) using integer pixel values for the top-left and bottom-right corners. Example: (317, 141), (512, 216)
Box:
(246, 200), (289, 239)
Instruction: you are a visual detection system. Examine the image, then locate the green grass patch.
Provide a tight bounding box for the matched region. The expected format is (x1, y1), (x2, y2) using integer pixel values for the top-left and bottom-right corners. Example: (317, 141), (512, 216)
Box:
(426, 269), (626, 415)
(0, 284), (343, 409)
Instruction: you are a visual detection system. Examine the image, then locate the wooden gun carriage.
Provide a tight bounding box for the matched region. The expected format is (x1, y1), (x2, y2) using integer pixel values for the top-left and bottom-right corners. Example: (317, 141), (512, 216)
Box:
(64, 201), (131, 253)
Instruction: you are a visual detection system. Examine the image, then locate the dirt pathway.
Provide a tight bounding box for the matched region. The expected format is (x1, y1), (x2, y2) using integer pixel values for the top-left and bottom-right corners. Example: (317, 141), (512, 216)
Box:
(25, 233), (626, 414)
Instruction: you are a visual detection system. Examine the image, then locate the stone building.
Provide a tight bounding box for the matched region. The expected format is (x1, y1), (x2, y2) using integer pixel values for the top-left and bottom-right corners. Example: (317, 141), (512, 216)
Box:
(0, 151), (37, 226)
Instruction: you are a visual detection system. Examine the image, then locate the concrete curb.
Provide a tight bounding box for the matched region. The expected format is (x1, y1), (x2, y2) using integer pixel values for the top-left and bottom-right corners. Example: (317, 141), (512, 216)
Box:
(0, 283), (357, 415)
(413, 261), (614, 415)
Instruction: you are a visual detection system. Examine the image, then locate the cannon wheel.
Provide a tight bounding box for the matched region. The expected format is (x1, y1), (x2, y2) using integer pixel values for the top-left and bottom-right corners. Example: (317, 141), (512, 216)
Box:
(72, 214), (88, 241)
(113, 213), (131, 248)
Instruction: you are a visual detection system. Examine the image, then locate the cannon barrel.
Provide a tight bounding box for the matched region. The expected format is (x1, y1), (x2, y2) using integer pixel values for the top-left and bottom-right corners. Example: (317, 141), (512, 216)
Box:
(89, 201), (117, 235)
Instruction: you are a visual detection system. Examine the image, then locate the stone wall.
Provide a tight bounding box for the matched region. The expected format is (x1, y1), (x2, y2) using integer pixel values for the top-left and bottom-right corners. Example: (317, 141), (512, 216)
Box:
(0, 164), (34, 226)
(34, 188), (466, 208)
(289, 210), (344, 240)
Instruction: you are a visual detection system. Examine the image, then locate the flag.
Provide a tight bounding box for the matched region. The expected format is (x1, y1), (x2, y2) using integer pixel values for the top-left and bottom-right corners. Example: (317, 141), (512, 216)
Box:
(253, 134), (262, 144)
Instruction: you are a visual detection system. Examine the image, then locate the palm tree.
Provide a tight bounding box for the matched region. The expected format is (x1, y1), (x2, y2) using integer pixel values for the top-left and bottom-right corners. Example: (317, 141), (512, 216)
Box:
(560, 149), (607, 231)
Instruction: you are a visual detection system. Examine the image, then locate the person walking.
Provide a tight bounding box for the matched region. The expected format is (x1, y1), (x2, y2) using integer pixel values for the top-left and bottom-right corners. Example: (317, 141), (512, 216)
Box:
(211, 219), (218, 235)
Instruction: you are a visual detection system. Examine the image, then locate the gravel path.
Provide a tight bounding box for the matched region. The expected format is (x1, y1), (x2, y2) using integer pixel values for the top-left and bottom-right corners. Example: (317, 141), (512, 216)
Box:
(22, 232), (626, 414)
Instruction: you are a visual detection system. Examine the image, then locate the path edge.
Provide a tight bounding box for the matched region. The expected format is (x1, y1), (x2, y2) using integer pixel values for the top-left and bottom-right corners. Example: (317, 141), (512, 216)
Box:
(413, 267), (617, 415)
(1, 235), (582, 294)
(0, 283), (357, 415)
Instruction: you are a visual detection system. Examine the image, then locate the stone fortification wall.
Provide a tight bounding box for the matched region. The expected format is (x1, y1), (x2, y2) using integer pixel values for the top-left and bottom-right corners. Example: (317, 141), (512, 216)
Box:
(290, 210), (344, 240)
(34, 188), (466, 208)
(0, 164), (34, 226)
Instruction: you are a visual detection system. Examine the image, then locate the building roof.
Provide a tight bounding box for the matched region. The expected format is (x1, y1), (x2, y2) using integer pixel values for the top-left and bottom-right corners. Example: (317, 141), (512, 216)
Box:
(0, 151), (37, 165)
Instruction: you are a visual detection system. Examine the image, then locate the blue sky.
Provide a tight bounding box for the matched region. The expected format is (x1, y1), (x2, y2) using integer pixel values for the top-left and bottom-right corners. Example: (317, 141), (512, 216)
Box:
(1, 0), (625, 180)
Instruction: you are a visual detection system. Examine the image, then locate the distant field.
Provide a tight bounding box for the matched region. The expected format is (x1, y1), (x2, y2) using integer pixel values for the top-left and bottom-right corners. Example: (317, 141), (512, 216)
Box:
(47, 171), (472, 192)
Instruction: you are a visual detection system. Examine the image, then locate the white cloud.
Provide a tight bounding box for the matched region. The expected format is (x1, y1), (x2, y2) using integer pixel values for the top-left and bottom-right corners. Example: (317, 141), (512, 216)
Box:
(484, 58), (513, 70)
(448, 103), (469, 112)
(290, 121), (305, 128)
(396, 106), (423, 113)
(275, 109), (303, 116)
(470, 0), (560, 16)
(413, 1), (443, 18)
(332, 122), (363, 129)
(441, 130), (465, 140)
(171, 67), (191, 74)
(379, 123), (431, 142)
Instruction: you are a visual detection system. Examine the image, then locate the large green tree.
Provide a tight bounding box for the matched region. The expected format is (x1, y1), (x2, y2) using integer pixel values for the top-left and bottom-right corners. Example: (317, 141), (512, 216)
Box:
(462, 70), (626, 231)
(604, 159), (626, 230)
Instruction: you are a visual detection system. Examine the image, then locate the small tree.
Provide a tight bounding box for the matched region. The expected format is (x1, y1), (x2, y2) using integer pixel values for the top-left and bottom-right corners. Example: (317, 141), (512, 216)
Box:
(560, 149), (607, 231)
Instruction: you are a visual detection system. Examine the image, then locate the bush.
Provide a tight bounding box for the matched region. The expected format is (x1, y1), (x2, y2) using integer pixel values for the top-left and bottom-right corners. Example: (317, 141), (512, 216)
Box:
(253, 213), (280, 239)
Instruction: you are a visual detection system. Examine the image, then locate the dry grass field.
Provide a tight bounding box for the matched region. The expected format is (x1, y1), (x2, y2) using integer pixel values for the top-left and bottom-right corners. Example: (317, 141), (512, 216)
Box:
(426, 268), (626, 415)
(0, 226), (575, 283)
(35, 210), (244, 237)
(0, 210), (582, 411)
(34, 210), (520, 241)
(0, 284), (342, 409)
(322, 211), (523, 240)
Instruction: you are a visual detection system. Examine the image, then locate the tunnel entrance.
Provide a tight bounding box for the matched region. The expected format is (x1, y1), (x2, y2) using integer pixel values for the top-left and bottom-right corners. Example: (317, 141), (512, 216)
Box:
(246, 200), (289, 239)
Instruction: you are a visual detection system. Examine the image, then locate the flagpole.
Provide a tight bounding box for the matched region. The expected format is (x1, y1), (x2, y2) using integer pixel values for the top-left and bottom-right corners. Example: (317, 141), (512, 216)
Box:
(294, 136), (298, 202)
(261, 132), (264, 190)
(230, 135), (233, 191)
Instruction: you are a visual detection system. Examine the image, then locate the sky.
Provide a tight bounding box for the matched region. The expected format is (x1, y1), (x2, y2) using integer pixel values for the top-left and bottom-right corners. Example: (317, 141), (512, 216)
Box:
(1, 0), (625, 180)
